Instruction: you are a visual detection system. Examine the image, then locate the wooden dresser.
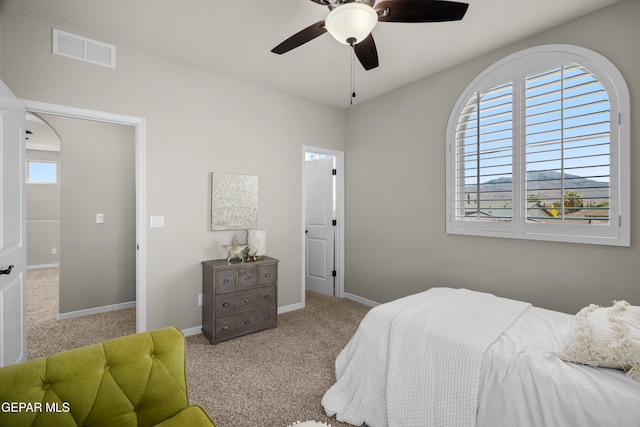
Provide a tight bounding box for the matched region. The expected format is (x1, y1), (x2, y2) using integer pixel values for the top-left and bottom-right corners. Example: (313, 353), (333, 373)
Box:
(201, 256), (278, 344)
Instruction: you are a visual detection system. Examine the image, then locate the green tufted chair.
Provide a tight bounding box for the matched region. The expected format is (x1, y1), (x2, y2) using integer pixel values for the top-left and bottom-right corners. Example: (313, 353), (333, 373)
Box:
(0, 327), (215, 426)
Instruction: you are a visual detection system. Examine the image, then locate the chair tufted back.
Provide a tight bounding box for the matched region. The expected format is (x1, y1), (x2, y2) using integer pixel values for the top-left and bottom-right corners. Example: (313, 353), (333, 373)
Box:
(0, 328), (193, 427)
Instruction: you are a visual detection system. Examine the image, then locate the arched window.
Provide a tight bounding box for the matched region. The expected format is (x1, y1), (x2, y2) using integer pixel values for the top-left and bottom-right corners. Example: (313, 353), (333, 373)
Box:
(446, 45), (629, 246)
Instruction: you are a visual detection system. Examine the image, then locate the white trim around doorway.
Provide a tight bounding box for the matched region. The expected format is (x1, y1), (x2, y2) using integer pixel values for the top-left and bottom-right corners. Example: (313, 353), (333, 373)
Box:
(21, 99), (147, 333)
(301, 146), (345, 308)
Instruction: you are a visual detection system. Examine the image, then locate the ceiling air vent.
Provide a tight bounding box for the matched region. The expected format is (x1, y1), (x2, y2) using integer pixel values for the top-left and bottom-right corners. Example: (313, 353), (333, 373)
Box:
(52, 29), (116, 68)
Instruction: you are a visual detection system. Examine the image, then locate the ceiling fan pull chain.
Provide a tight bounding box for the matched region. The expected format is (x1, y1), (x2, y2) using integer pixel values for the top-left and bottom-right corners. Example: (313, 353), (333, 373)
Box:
(350, 45), (356, 105)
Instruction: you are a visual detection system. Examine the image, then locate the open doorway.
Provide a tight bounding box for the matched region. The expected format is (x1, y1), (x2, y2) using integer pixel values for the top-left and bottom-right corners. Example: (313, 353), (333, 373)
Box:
(25, 112), (138, 358)
(23, 99), (147, 338)
(301, 146), (345, 303)
(25, 113), (60, 271)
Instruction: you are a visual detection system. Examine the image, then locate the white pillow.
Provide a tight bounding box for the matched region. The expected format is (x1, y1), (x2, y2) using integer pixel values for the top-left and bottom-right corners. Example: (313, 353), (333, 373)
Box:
(558, 300), (640, 381)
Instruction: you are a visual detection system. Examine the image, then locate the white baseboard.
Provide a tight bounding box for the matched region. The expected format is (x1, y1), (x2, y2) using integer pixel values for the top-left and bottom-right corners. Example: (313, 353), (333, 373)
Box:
(273, 296), (375, 313)
(344, 292), (380, 307)
(181, 326), (202, 337)
(27, 263), (60, 270)
(278, 302), (304, 314)
(57, 301), (136, 321)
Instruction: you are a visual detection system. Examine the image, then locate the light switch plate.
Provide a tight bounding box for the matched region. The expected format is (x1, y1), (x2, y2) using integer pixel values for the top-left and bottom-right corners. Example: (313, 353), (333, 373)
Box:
(96, 213), (104, 224)
(150, 216), (165, 228)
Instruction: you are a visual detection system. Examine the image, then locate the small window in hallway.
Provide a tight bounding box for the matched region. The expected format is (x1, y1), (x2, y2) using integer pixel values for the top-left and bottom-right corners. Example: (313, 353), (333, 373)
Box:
(27, 161), (58, 184)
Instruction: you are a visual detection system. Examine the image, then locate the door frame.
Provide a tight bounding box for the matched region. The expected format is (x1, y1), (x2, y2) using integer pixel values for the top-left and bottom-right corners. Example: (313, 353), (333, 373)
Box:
(22, 99), (147, 333)
(301, 145), (344, 306)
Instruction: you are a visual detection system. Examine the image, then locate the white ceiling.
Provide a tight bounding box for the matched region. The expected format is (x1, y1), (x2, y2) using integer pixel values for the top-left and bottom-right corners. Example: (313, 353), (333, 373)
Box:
(25, 113), (60, 152)
(1, 0), (621, 108)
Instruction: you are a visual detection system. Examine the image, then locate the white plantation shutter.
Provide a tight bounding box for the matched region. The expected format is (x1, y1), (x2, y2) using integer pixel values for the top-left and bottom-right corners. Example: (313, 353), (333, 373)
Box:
(525, 65), (610, 224)
(455, 83), (513, 221)
(446, 45), (629, 246)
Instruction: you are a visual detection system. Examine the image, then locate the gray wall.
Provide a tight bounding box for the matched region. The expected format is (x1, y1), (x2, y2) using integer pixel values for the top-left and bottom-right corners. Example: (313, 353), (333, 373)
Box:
(26, 149), (60, 266)
(0, 8), (346, 330)
(39, 115), (136, 314)
(3, 1), (634, 330)
(344, 0), (639, 313)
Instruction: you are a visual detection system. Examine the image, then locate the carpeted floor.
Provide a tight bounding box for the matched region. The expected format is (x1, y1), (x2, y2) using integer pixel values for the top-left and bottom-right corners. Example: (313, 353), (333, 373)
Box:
(27, 267), (371, 427)
(27, 267), (136, 360)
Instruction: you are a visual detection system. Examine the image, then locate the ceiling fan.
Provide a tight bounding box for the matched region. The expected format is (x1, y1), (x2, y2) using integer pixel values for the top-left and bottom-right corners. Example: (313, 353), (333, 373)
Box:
(271, 0), (469, 71)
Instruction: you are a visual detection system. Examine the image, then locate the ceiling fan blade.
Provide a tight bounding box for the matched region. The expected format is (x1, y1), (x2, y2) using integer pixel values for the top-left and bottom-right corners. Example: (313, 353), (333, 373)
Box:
(271, 21), (327, 54)
(308, 0), (330, 5)
(353, 34), (379, 71)
(376, 0), (469, 23)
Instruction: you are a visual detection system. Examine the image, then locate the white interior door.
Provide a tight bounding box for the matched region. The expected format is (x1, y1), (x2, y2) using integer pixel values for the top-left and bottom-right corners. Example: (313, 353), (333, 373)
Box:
(0, 80), (26, 367)
(305, 157), (334, 296)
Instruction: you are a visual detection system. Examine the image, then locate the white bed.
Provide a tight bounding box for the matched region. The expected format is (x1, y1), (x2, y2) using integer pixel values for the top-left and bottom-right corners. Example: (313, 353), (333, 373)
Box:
(322, 287), (640, 427)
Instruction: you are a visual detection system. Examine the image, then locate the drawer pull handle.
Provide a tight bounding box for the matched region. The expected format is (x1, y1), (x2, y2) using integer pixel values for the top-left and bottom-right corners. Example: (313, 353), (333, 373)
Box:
(264, 273), (271, 278)
(244, 275), (252, 281)
(223, 278), (230, 284)
(264, 315), (271, 320)
(264, 294), (271, 299)
(244, 298), (251, 303)
(222, 302), (230, 307)
(222, 326), (230, 331)
(244, 320), (251, 325)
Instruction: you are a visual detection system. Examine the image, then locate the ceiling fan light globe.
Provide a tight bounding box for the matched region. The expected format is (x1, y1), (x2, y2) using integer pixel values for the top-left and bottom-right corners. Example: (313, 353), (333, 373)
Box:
(325, 3), (378, 45)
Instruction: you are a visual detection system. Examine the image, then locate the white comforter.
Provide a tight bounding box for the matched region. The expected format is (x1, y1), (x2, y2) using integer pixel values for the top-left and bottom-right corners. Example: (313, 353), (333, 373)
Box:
(322, 287), (640, 427)
(322, 288), (530, 426)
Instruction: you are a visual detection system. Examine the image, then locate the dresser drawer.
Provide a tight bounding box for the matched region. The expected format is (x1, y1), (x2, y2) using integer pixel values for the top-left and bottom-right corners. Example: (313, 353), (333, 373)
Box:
(215, 311), (258, 340)
(215, 270), (236, 293)
(258, 263), (277, 285)
(215, 315), (237, 341)
(236, 310), (257, 334)
(256, 307), (277, 329)
(258, 285), (276, 308)
(215, 293), (236, 318)
(236, 289), (258, 312)
(238, 266), (257, 290)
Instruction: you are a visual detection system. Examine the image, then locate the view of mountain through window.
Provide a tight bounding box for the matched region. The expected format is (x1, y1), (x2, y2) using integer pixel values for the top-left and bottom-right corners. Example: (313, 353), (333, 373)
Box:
(456, 83), (513, 221)
(455, 64), (610, 225)
(525, 65), (609, 225)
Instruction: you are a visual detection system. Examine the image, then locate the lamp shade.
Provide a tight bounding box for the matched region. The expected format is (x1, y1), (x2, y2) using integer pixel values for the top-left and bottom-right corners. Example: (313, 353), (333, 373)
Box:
(247, 229), (266, 256)
(325, 3), (378, 45)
